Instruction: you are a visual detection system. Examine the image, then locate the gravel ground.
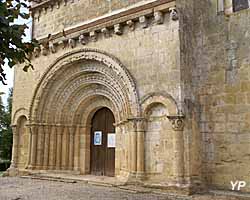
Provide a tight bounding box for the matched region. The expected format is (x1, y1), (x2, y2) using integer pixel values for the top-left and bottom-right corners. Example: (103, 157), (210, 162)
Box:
(0, 177), (189, 200)
(0, 177), (248, 200)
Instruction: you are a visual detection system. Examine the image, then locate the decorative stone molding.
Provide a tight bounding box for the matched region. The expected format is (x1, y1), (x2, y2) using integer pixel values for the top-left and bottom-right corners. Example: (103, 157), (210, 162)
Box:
(169, 7), (178, 21)
(114, 24), (122, 35)
(167, 115), (185, 131)
(29, 48), (141, 123)
(30, 1), (177, 58)
(139, 16), (148, 28)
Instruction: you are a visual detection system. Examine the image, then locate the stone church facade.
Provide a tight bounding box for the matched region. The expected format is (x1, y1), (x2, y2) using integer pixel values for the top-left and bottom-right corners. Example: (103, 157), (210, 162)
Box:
(8, 0), (250, 197)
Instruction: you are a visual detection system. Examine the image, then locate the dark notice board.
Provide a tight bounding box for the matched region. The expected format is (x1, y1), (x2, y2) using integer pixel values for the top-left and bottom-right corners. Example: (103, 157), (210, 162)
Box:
(233, 0), (249, 12)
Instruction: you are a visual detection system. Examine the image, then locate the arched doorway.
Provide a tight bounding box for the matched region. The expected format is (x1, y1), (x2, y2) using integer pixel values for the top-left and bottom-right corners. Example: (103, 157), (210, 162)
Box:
(27, 49), (140, 176)
(90, 107), (115, 177)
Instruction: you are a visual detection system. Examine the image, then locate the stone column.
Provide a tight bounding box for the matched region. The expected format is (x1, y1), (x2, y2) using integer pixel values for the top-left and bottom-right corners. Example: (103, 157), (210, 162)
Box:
(128, 120), (137, 176)
(29, 125), (38, 169)
(27, 125), (32, 168)
(43, 125), (50, 170)
(56, 126), (63, 170)
(68, 127), (74, 171)
(74, 126), (80, 171)
(114, 125), (121, 176)
(36, 125), (44, 170)
(136, 118), (145, 179)
(79, 126), (89, 174)
(49, 126), (57, 170)
(61, 126), (69, 170)
(10, 125), (18, 168)
(167, 115), (185, 184)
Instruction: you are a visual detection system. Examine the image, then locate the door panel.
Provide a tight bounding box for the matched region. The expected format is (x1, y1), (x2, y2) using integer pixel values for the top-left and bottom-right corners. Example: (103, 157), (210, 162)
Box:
(90, 107), (115, 176)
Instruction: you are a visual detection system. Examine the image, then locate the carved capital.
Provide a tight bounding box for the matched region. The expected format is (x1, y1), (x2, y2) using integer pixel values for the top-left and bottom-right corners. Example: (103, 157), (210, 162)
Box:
(56, 126), (64, 135)
(68, 127), (75, 135)
(135, 118), (146, 132)
(167, 115), (185, 131)
(44, 125), (50, 134)
(128, 117), (146, 132)
(11, 125), (17, 135)
(27, 125), (37, 135)
(169, 7), (178, 21)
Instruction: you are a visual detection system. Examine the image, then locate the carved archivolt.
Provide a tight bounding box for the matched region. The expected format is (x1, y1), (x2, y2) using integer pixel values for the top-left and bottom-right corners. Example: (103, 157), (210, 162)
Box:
(29, 48), (140, 124)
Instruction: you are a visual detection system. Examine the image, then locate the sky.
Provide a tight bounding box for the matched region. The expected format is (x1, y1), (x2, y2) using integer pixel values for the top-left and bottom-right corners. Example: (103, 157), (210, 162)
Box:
(0, 7), (32, 105)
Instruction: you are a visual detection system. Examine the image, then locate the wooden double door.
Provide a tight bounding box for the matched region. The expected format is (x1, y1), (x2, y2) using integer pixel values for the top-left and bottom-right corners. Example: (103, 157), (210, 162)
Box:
(90, 107), (115, 177)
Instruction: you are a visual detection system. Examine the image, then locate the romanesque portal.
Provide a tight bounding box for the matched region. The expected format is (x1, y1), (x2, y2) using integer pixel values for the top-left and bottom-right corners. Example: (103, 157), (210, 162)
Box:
(11, 49), (185, 186)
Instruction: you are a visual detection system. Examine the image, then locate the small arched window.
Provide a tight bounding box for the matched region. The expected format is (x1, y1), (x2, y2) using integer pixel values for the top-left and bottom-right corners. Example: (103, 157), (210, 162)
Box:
(233, 0), (249, 12)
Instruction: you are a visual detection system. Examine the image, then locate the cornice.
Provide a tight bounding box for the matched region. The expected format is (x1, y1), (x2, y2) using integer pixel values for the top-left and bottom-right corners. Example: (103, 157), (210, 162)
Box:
(31, 1), (177, 58)
(33, 0), (175, 42)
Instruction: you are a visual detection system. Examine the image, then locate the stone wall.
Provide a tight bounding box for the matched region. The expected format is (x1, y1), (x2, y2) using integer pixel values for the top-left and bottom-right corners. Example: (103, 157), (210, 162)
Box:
(178, 0), (250, 193)
(32, 0), (145, 39)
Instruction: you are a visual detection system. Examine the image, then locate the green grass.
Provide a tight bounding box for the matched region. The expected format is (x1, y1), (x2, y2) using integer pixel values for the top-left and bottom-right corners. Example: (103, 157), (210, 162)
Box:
(0, 171), (3, 177)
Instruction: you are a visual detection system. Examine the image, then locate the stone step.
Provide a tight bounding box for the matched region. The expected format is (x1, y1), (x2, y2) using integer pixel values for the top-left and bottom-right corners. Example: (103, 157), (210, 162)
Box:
(20, 175), (78, 183)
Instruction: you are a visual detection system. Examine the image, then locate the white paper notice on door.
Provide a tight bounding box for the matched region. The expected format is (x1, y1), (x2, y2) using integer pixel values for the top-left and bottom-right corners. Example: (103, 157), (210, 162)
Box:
(107, 133), (116, 148)
(94, 131), (102, 145)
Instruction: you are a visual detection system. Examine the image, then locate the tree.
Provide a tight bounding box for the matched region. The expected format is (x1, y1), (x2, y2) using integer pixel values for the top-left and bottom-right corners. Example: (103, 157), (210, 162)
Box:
(0, 88), (13, 161)
(0, 0), (37, 85)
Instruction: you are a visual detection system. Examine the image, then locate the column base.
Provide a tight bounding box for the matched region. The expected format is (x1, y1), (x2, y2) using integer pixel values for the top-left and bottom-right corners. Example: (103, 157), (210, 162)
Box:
(126, 171), (146, 184)
(6, 167), (19, 177)
(136, 171), (145, 181)
(27, 165), (36, 170)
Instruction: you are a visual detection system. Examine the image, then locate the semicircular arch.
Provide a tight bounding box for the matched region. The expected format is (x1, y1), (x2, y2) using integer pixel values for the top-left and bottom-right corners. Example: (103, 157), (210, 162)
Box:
(29, 48), (140, 124)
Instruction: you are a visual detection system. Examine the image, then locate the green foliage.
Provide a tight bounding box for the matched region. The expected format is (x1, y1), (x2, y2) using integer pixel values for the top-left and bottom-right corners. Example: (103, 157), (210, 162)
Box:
(0, 0), (38, 85)
(0, 88), (13, 161)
